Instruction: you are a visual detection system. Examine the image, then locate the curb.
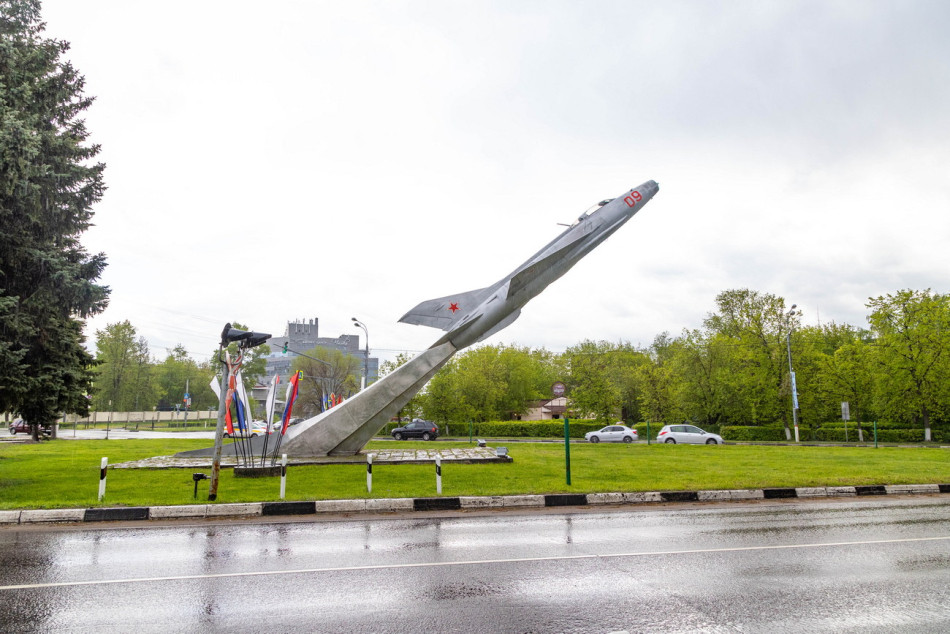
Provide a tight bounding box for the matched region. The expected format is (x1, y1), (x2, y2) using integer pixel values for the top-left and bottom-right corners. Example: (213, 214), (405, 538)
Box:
(2, 483), (948, 526)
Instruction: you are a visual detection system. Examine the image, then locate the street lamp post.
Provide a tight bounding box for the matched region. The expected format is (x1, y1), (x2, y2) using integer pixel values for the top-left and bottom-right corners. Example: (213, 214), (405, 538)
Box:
(352, 317), (369, 391)
(786, 304), (800, 443)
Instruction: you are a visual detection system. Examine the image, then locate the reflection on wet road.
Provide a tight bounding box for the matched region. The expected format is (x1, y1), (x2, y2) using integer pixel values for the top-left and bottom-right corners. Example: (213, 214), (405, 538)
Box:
(2, 497), (950, 632)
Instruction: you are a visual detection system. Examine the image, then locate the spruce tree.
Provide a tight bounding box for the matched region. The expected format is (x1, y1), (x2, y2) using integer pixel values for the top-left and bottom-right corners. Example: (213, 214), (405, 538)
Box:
(0, 0), (109, 439)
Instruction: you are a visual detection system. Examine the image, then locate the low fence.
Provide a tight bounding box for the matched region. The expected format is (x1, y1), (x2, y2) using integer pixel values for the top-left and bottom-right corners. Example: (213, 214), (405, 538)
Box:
(58, 410), (218, 425)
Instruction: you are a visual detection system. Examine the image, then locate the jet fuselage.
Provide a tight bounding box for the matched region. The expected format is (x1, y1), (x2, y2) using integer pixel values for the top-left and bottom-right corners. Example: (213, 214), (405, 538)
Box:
(400, 180), (660, 349)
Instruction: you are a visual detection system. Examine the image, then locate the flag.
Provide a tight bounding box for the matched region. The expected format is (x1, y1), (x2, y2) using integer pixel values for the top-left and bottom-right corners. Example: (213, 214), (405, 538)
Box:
(235, 370), (252, 432)
(280, 371), (302, 433)
(224, 371), (236, 435)
(264, 374), (280, 433)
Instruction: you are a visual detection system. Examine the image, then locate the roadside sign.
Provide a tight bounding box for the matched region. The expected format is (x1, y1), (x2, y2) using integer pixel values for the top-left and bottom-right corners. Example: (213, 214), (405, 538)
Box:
(552, 381), (566, 398)
(841, 402), (850, 421)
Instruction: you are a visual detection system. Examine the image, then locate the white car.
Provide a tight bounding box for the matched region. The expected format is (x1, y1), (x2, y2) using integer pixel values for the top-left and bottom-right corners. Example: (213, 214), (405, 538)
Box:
(585, 424), (638, 444)
(224, 421), (270, 438)
(656, 424), (723, 445)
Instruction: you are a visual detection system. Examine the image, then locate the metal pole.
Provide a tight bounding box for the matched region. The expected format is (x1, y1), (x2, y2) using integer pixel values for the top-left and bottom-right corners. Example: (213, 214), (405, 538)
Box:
(280, 454), (287, 500)
(367, 453), (373, 493)
(786, 305), (800, 443)
(208, 354), (229, 501)
(98, 457), (108, 501)
(564, 417), (571, 486)
(352, 318), (369, 390)
(436, 456), (442, 494)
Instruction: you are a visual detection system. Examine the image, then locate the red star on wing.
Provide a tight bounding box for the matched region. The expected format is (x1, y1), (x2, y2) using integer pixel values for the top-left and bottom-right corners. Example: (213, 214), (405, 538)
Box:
(448, 302), (460, 313)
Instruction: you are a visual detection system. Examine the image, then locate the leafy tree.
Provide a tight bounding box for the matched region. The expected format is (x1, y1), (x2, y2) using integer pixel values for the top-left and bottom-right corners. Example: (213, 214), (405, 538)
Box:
(565, 340), (630, 421)
(703, 289), (797, 435)
(153, 345), (215, 415)
(423, 344), (560, 423)
(423, 356), (469, 423)
(292, 347), (361, 418)
(867, 289), (950, 441)
(637, 334), (681, 425)
(92, 321), (155, 411)
(0, 1), (108, 439)
(818, 336), (875, 436)
(793, 322), (864, 432)
(667, 329), (733, 425)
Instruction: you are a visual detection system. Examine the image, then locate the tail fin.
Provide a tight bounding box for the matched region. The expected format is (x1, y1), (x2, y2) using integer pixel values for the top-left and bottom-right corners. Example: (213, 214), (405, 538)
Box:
(399, 287), (491, 331)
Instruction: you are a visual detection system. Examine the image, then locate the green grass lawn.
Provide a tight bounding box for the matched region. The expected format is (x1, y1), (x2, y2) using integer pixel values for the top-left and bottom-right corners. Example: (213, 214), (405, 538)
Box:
(1, 439), (949, 510)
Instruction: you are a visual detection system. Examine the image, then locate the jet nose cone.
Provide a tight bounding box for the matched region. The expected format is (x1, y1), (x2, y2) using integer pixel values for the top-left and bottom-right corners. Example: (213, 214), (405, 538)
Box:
(635, 180), (659, 203)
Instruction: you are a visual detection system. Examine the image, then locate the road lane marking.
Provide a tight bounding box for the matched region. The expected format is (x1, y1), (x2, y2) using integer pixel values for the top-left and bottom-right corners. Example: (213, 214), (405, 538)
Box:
(2, 535), (949, 591)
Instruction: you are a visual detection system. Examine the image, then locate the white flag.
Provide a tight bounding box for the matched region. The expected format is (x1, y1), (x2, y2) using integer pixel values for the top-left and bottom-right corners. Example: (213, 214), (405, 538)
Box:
(265, 374), (280, 433)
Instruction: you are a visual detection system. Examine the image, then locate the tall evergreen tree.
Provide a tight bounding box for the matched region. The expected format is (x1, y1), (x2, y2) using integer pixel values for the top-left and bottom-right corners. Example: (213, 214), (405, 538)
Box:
(0, 0), (108, 438)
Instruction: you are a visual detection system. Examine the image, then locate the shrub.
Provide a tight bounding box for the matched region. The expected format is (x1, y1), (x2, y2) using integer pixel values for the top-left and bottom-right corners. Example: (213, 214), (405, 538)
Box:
(472, 420), (601, 438)
(719, 426), (787, 441)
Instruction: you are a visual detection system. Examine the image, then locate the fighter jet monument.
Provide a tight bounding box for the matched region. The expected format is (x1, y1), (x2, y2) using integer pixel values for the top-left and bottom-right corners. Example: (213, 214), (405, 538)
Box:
(179, 180), (659, 458)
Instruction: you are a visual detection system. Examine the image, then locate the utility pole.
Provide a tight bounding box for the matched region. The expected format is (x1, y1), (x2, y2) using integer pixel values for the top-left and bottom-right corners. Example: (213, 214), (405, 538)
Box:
(786, 304), (800, 443)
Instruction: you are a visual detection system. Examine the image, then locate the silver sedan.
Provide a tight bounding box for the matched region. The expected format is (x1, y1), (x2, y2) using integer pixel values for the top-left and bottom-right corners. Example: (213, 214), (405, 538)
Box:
(585, 424), (638, 444)
(656, 424), (724, 444)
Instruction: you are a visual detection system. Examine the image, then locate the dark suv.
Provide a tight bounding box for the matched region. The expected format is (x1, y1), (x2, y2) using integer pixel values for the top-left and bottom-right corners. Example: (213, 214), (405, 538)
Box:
(391, 419), (439, 441)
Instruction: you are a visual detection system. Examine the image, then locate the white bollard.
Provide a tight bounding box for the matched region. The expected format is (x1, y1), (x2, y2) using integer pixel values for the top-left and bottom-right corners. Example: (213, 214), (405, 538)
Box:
(436, 456), (442, 495)
(280, 454), (287, 500)
(98, 457), (108, 501)
(367, 453), (373, 493)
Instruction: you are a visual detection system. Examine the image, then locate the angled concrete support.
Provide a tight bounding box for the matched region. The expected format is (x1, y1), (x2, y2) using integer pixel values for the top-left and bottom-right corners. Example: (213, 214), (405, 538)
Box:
(281, 342), (456, 456)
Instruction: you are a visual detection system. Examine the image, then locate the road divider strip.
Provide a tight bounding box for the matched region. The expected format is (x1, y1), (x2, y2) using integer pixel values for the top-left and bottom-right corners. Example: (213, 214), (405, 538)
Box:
(2, 483), (949, 525)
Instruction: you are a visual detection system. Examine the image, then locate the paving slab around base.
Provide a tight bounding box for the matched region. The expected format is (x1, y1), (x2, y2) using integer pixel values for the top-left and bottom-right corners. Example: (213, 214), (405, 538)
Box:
(113, 447), (508, 469)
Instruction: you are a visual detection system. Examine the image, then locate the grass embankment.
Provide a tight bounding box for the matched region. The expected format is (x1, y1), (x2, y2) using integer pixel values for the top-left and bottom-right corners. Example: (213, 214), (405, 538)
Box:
(1, 439), (949, 510)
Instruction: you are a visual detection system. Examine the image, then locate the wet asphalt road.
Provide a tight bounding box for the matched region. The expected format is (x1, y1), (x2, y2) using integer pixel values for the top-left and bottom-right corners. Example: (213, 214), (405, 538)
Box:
(1, 497), (949, 632)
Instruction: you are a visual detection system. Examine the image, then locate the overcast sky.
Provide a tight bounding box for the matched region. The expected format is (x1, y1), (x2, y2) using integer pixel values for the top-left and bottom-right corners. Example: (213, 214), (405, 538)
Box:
(40, 0), (950, 364)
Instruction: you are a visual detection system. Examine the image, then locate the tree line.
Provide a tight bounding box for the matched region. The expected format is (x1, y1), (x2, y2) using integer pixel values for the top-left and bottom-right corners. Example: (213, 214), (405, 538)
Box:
(88, 287), (950, 442)
(411, 288), (950, 441)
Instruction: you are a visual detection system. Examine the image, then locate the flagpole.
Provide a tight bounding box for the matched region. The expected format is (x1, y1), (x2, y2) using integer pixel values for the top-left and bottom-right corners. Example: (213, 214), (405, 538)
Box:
(208, 348), (230, 501)
(259, 375), (278, 467)
(270, 371), (300, 465)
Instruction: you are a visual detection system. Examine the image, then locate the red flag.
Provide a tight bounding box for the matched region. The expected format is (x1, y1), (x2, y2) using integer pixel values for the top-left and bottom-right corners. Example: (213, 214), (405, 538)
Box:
(280, 371), (302, 433)
(224, 373), (236, 435)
